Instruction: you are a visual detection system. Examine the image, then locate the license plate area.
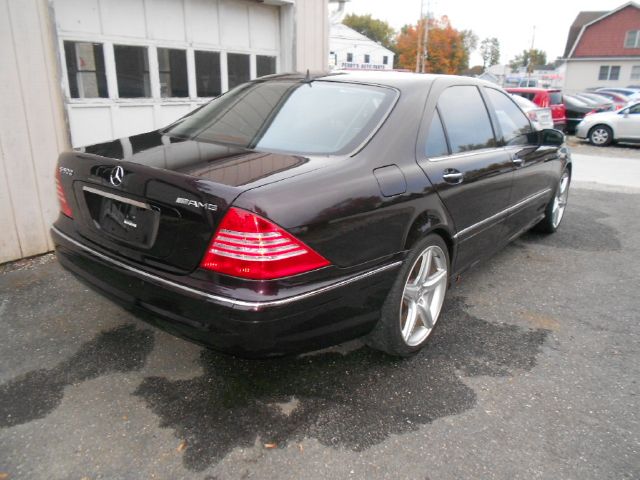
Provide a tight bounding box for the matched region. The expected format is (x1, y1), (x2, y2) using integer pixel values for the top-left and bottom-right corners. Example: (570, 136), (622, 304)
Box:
(83, 186), (160, 248)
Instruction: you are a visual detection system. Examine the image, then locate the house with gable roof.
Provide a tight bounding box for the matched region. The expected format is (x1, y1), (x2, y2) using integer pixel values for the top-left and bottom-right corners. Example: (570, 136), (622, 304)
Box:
(563, 2), (640, 91)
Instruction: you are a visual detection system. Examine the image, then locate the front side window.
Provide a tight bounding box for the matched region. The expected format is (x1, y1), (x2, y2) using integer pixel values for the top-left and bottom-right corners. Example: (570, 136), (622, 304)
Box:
(425, 109), (449, 158)
(625, 30), (640, 48)
(64, 41), (108, 98)
(165, 81), (397, 155)
(158, 48), (188, 98)
(257, 55), (276, 78)
(114, 45), (150, 98)
(195, 50), (221, 97)
(485, 88), (532, 146)
(437, 86), (496, 153)
(227, 53), (250, 89)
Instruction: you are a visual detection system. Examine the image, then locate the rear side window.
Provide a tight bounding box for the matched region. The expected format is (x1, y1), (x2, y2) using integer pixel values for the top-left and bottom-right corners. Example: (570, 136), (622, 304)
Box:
(548, 92), (563, 105)
(425, 110), (449, 158)
(437, 86), (496, 154)
(485, 89), (532, 146)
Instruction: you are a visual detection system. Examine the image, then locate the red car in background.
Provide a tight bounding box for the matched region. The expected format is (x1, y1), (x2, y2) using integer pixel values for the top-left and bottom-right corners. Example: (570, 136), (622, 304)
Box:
(506, 88), (566, 132)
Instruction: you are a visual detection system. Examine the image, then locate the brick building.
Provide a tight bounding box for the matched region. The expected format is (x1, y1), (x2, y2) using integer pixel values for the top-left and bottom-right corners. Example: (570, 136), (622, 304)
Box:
(562, 2), (640, 91)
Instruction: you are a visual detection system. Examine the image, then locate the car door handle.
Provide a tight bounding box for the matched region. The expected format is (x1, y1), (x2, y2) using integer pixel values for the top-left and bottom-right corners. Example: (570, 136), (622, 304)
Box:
(442, 170), (464, 183)
(511, 154), (524, 166)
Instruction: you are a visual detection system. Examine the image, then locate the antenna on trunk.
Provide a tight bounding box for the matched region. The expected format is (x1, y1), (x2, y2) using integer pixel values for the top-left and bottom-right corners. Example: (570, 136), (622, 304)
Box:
(303, 69), (312, 83)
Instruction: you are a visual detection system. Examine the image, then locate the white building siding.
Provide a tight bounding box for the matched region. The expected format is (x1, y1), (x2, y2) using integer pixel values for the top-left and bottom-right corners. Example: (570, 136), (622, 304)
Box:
(0, 0), (70, 263)
(329, 23), (394, 70)
(564, 59), (640, 92)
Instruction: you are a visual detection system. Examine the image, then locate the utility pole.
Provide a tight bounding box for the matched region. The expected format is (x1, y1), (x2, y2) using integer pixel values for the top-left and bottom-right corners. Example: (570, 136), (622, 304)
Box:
(527, 25), (536, 81)
(416, 0), (430, 73)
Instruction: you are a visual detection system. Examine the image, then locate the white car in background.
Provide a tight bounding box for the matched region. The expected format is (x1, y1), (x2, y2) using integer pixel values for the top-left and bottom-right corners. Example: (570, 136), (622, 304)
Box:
(575, 102), (640, 146)
(511, 94), (554, 130)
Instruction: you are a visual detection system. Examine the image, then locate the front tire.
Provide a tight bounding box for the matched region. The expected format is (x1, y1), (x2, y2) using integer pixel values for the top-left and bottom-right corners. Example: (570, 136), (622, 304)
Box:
(588, 125), (613, 146)
(534, 169), (571, 234)
(367, 234), (449, 357)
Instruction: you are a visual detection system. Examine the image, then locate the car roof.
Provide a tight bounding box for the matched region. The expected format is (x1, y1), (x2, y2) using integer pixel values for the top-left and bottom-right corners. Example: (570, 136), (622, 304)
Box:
(256, 71), (497, 92)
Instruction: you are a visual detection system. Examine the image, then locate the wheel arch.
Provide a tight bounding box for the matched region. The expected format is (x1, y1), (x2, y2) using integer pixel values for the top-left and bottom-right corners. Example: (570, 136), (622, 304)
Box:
(403, 210), (455, 265)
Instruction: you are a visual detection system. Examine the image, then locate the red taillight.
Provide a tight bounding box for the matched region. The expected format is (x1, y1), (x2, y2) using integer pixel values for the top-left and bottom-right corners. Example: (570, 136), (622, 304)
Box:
(55, 168), (73, 218)
(200, 207), (330, 280)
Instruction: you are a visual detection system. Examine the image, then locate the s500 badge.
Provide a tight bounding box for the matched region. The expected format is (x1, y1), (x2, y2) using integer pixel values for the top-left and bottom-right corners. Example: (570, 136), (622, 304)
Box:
(176, 197), (218, 211)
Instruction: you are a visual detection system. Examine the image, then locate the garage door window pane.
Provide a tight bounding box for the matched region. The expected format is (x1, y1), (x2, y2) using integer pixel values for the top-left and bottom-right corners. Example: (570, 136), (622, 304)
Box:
(228, 53), (250, 89)
(158, 48), (188, 98)
(257, 55), (276, 78)
(437, 86), (496, 153)
(64, 41), (108, 98)
(114, 45), (151, 98)
(195, 50), (221, 97)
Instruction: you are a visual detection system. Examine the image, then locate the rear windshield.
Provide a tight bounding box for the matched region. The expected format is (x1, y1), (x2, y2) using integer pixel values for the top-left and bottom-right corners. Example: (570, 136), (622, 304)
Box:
(548, 92), (563, 105)
(165, 80), (397, 155)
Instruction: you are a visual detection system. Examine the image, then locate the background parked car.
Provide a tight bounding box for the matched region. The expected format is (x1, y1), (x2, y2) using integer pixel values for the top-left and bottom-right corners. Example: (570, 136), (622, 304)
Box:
(511, 94), (554, 130)
(596, 87), (640, 101)
(506, 87), (566, 131)
(576, 102), (640, 146)
(563, 94), (598, 134)
(585, 90), (630, 109)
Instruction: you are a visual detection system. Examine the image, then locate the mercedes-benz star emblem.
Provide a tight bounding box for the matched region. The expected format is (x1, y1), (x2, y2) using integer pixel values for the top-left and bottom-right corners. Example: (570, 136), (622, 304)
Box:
(109, 166), (124, 187)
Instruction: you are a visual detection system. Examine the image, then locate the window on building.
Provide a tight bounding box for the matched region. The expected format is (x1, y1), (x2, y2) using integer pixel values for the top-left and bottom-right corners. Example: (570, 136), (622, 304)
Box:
(114, 45), (151, 98)
(346, 52), (353, 63)
(631, 65), (640, 81)
(383, 56), (388, 65)
(228, 53), (251, 89)
(64, 41), (108, 98)
(437, 86), (496, 154)
(599, 65), (621, 81)
(364, 54), (370, 64)
(257, 55), (277, 78)
(195, 50), (221, 97)
(625, 30), (640, 48)
(157, 48), (188, 98)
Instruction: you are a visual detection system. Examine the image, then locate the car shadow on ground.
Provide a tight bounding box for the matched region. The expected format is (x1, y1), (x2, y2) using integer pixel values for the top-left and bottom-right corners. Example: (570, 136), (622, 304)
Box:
(132, 296), (548, 471)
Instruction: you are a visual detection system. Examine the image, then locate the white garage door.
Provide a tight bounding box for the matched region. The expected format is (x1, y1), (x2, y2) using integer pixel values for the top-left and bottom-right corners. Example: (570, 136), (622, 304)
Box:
(53, 0), (282, 147)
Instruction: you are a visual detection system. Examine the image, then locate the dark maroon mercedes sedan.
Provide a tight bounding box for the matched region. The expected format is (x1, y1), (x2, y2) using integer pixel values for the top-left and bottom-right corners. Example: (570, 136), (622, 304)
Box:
(52, 71), (571, 357)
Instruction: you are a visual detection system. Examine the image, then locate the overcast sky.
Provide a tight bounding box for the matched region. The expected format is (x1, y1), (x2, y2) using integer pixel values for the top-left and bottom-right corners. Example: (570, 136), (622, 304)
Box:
(342, 0), (628, 65)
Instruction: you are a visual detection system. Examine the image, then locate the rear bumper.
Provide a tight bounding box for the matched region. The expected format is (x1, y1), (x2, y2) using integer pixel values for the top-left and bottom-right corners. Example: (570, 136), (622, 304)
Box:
(51, 227), (402, 356)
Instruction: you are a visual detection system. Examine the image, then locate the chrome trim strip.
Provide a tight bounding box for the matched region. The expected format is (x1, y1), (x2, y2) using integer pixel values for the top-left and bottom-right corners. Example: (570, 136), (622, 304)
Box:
(82, 186), (150, 209)
(453, 188), (552, 240)
(51, 227), (402, 309)
(426, 147), (506, 163)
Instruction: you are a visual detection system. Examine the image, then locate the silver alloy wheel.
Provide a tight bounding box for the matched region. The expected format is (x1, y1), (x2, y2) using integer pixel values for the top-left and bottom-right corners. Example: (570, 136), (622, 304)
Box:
(590, 127), (610, 145)
(400, 245), (448, 346)
(552, 171), (570, 228)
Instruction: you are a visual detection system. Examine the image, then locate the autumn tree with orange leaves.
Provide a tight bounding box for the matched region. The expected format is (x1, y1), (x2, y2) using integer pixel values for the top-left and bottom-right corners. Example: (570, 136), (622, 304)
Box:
(396, 16), (471, 74)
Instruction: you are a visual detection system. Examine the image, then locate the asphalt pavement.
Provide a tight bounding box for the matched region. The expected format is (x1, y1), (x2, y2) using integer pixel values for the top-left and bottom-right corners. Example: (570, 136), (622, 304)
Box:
(0, 148), (639, 479)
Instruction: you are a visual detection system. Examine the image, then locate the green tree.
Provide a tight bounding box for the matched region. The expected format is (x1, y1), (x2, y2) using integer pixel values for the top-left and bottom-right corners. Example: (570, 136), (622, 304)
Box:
(480, 37), (500, 68)
(509, 49), (547, 72)
(460, 29), (478, 71)
(342, 14), (396, 51)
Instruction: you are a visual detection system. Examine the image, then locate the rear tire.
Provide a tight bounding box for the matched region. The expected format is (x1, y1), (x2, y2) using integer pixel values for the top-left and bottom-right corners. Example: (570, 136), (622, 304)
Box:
(588, 125), (613, 146)
(534, 169), (571, 234)
(366, 234), (449, 357)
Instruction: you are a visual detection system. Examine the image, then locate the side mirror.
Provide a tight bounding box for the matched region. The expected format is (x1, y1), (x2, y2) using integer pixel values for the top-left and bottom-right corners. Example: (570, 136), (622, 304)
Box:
(539, 128), (565, 147)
